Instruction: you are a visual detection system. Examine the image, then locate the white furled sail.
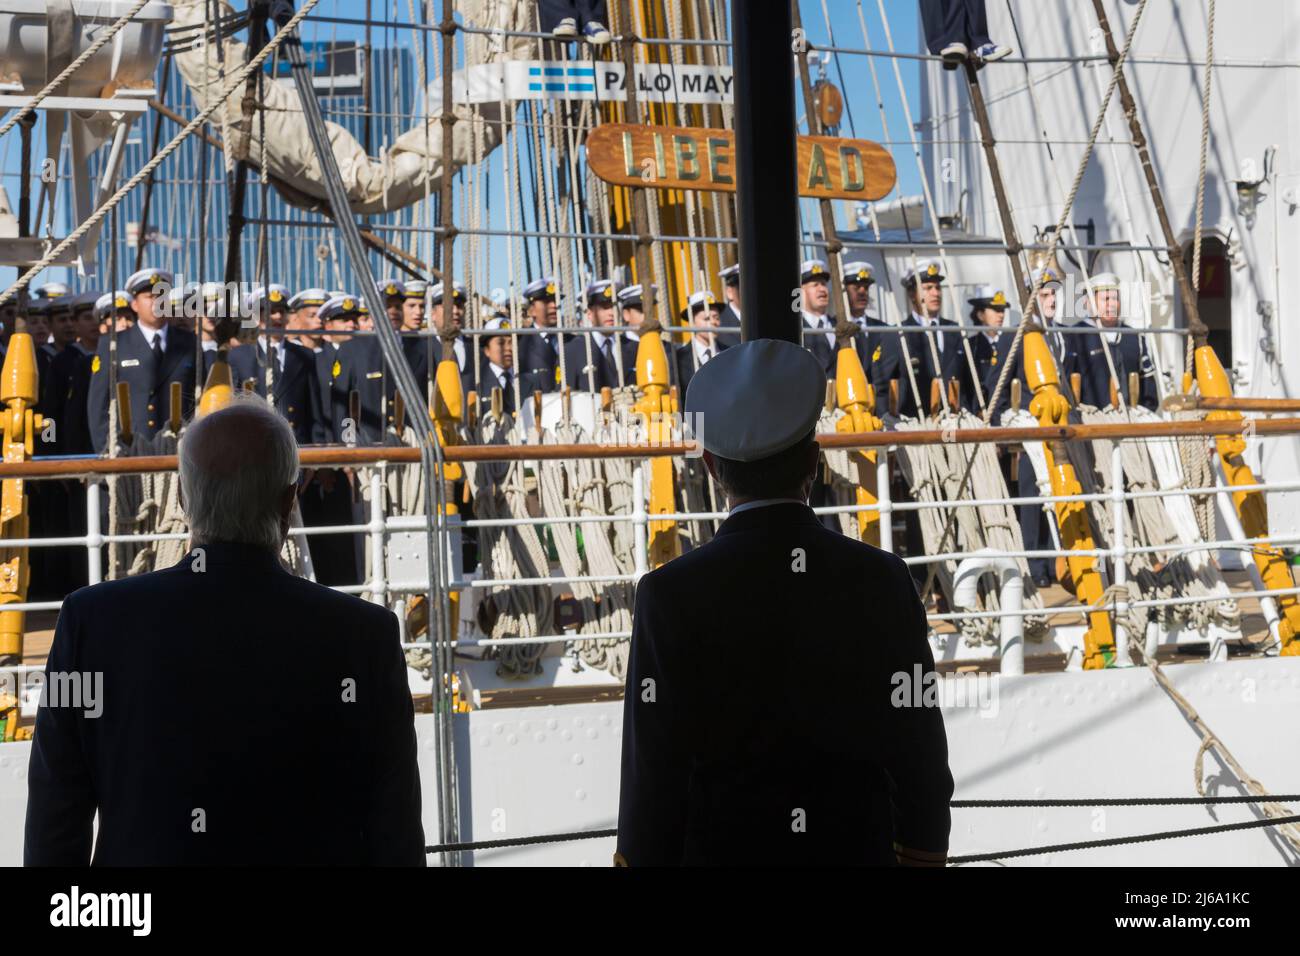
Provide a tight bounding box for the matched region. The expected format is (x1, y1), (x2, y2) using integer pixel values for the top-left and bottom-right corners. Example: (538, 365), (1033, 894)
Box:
(170, 0), (536, 214)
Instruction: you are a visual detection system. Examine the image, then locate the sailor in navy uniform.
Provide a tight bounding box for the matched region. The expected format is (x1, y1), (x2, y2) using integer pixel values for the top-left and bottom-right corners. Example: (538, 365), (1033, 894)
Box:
(617, 281), (653, 348)
(430, 281), (469, 376)
(715, 263), (742, 349)
(468, 316), (549, 417)
(1070, 272), (1158, 411)
(870, 259), (963, 419)
(298, 292), (360, 585)
(516, 277), (563, 393)
(379, 278), (407, 333)
(333, 293), (430, 445)
(674, 290), (726, 397)
(87, 268), (200, 454)
(563, 280), (637, 391)
(31, 282), (71, 363)
(228, 285), (327, 445)
(963, 284), (1013, 413)
(843, 260), (885, 372)
(799, 259), (838, 376)
(617, 339), (954, 866)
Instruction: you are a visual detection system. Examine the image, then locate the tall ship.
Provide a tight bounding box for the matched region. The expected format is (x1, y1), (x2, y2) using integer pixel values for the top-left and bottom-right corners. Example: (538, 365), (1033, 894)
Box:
(0, 0), (1298, 866)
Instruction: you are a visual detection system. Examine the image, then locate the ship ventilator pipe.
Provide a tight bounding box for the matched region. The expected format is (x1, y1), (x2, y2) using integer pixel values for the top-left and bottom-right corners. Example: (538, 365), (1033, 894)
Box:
(952, 549), (1025, 674)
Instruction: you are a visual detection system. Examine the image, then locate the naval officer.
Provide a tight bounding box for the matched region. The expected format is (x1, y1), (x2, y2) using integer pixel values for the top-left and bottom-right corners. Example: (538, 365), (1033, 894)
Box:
(715, 263), (742, 349)
(674, 290), (725, 397)
(798, 259), (837, 376)
(963, 284), (1012, 412)
(229, 286), (328, 445)
(870, 259), (963, 419)
(1070, 272), (1158, 411)
(843, 260), (885, 372)
(87, 268), (200, 453)
(516, 276), (563, 392)
(617, 338), (954, 866)
(333, 291), (430, 445)
(563, 279), (637, 391)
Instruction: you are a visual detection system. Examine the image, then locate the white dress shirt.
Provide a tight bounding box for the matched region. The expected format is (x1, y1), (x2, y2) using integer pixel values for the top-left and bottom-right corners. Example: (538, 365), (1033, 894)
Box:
(258, 335), (286, 370)
(730, 497), (807, 516)
(138, 322), (169, 352)
(802, 310), (835, 350)
(911, 311), (944, 353)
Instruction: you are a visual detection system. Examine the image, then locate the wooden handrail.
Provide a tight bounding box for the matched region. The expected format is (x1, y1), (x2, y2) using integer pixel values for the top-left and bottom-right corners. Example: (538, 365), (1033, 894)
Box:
(1163, 395), (1300, 413)
(6, 416), (1300, 478)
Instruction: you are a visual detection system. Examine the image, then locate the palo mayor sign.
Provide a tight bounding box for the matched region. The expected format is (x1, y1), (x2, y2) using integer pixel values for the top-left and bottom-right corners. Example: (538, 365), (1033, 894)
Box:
(586, 124), (897, 202)
(450, 61), (734, 105)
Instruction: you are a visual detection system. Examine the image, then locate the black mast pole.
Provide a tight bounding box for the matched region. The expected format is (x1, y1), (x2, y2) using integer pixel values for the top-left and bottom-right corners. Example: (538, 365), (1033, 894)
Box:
(731, 0), (799, 343)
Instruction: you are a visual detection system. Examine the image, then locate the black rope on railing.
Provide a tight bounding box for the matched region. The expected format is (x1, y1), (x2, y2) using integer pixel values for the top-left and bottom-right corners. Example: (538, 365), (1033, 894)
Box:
(425, 795), (1300, 854)
(427, 828), (617, 855)
(948, 813), (1300, 865)
(952, 794), (1300, 808)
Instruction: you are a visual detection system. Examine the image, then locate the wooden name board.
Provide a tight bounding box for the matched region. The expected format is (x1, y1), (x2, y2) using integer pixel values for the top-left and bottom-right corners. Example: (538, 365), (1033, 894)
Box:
(586, 123), (896, 201)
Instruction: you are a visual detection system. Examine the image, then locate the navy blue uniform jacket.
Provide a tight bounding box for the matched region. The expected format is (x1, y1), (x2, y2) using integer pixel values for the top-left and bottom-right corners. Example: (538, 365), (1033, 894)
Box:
(228, 341), (330, 445)
(24, 542), (424, 866)
(87, 324), (200, 454)
(870, 317), (964, 419)
(617, 502), (953, 865)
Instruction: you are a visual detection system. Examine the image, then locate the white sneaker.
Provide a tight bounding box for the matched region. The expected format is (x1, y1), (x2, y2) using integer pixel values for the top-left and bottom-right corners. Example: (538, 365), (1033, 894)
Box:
(553, 17), (578, 39)
(583, 21), (612, 45)
(974, 42), (1012, 62)
(940, 42), (968, 63)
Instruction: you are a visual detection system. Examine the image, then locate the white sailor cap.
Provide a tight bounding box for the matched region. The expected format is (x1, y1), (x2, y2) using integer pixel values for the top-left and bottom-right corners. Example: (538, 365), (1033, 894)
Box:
(403, 280), (428, 300)
(902, 259), (944, 286)
(167, 282), (196, 308)
(617, 283), (654, 307)
(718, 263), (740, 286)
(318, 294), (363, 322)
(584, 279), (617, 306)
(478, 315), (512, 349)
(125, 268), (174, 296)
(33, 282), (71, 300)
(843, 261), (875, 285)
(95, 290), (134, 319)
(201, 281), (225, 302)
(1086, 272), (1121, 293)
(681, 289), (719, 319)
(968, 284), (1009, 309)
(288, 287), (330, 310)
(800, 259), (829, 284)
(684, 339), (826, 462)
(430, 281), (466, 305)
(524, 276), (559, 301)
(1026, 265), (1063, 291)
(379, 278), (407, 300)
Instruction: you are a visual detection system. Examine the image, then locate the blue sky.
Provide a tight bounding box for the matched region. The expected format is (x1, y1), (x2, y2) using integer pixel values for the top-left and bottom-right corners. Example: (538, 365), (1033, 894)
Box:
(1, 0), (924, 294)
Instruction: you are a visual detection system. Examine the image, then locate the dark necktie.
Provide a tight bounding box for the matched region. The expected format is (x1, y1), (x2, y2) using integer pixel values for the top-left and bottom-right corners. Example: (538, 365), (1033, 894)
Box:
(150, 334), (164, 387)
(501, 369), (512, 391)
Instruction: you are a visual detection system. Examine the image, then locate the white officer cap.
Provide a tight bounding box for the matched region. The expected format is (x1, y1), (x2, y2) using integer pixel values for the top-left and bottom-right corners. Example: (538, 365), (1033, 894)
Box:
(523, 276), (558, 301)
(800, 259), (829, 284)
(125, 268), (174, 296)
(584, 279), (617, 306)
(71, 290), (100, 311)
(288, 287), (330, 310)
(617, 283), (654, 308)
(718, 263), (740, 286)
(430, 281), (467, 305)
(843, 261), (874, 285)
(902, 259), (944, 286)
(1087, 272), (1121, 292)
(318, 293), (363, 322)
(685, 339), (825, 462)
(967, 284), (1009, 309)
(95, 290), (133, 320)
(681, 289), (719, 319)
(33, 282), (71, 300)
(1026, 265), (1062, 291)
(403, 280), (427, 299)
(478, 315), (512, 349)
(379, 278), (407, 300)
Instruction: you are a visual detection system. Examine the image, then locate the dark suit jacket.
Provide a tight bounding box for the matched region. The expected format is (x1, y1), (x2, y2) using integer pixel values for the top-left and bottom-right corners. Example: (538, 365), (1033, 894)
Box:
(1070, 321), (1158, 410)
(715, 304), (742, 350)
(515, 329), (564, 394)
(800, 315), (837, 377)
(332, 334), (431, 444)
(229, 341), (329, 444)
(87, 324), (201, 453)
(42, 345), (94, 455)
(673, 340), (728, 400)
(993, 323), (1076, 424)
(617, 502), (953, 866)
(462, 356), (547, 417)
(963, 331), (1014, 414)
(870, 317), (964, 418)
(562, 333), (638, 391)
(24, 542), (424, 866)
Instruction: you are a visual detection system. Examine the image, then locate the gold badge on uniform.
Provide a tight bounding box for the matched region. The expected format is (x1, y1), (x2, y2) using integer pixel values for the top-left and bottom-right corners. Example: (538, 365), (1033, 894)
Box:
(554, 365), (562, 385)
(871, 345), (882, 363)
(331, 359), (341, 379)
(91, 355), (101, 374)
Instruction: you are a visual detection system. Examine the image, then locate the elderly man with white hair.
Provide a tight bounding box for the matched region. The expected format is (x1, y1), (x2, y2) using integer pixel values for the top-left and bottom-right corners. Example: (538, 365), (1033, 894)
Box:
(24, 396), (425, 866)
